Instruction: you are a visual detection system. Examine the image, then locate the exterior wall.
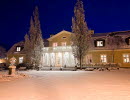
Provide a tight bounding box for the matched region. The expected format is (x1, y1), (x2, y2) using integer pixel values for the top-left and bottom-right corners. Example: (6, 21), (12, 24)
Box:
(0, 59), (6, 63)
(89, 50), (113, 63)
(114, 49), (130, 67)
(7, 53), (26, 65)
(88, 49), (130, 67)
(49, 32), (72, 47)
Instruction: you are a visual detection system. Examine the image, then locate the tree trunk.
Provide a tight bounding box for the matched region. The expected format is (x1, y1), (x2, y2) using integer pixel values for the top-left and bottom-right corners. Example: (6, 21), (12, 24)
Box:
(80, 56), (82, 69)
(112, 49), (115, 63)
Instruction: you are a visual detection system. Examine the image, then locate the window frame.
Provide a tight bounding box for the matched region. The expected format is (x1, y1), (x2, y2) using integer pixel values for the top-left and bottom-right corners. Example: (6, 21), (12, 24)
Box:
(100, 54), (107, 63)
(16, 47), (21, 52)
(53, 42), (58, 47)
(19, 57), (24, 64)
(97, 41), (104, 47)
(123, 54), (130, 63)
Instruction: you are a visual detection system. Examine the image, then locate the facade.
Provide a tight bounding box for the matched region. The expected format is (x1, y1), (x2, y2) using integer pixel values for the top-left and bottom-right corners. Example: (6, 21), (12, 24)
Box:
(42, 31), (76, 67)
(89, 31), (130, 67)
(7, 41), (25, 65)
(7, 30), (130, 68)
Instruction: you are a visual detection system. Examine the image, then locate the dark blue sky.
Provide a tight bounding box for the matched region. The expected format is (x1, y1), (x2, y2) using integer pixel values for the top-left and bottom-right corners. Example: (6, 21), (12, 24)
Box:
(0, 0), (130, 50)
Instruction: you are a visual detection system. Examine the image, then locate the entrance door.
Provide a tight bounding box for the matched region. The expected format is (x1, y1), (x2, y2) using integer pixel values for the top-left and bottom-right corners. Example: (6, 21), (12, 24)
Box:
(55, 53), (62, 67)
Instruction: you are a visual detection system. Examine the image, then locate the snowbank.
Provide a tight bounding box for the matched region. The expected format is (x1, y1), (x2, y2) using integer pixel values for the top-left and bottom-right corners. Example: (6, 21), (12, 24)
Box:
(0, 71), (29, 82)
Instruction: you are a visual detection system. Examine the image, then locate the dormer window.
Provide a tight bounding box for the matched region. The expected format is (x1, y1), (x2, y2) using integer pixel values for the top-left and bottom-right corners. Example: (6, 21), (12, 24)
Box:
(16, 47), (21, 52)
(97, 41), (103, 47)
(129, 39), (130, 45)
(125, 37), (130, 45)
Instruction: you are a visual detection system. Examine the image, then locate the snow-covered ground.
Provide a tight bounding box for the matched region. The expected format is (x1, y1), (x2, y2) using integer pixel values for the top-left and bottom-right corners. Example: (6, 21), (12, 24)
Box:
(0, 69), (130, 100)
(0, 71), (28, 82)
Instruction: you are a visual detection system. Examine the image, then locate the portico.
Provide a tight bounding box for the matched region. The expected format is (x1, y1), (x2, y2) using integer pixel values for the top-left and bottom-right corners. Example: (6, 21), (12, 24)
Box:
(42, 46), (76, 67)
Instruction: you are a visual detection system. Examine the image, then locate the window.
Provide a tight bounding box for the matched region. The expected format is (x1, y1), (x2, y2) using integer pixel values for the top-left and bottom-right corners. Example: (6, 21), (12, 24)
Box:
(53, 42), (58, 47)
(61, 42), (66, 46)
(100, 54), (107, 63)
(71, 42), (73, 45)
(19, 57), (23, 64)
(97, 41), (103, 47)
(123, 54), (130, 63)
(62, 36), (66, 39)
(16, 47), (21, 52)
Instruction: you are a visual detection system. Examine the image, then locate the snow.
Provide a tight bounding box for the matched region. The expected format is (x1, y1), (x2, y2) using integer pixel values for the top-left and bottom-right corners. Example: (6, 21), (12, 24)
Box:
(0, 71), (28, 82)
(0, 69), (130, 100)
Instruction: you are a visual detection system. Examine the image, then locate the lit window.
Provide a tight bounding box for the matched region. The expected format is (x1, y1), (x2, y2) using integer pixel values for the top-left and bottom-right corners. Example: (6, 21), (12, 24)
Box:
(97, 41), (103, 47)
(123, 54), (130, 63)
(19, 57), (23, 63)
(61, 42), (66, 46)
(16, 47), (21, 52)
(71, 42), (73, 45)
(53, 42), (58, 47)
(100, 54), (107, 63)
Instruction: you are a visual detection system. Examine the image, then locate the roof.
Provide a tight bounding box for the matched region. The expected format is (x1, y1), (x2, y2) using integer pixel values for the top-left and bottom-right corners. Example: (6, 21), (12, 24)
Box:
(7, 41), (24, 55)
(110, 30), (130, 36)
(92, 33), (109, 37)
(92, 30), (130, 37)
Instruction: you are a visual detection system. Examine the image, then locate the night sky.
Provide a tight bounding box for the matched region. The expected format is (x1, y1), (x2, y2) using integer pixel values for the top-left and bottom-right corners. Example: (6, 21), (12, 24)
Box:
(0, 0), (130, 50)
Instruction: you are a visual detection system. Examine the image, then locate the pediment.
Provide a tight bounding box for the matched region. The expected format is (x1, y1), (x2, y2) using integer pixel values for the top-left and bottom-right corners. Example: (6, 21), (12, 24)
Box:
(48, 30), (72, 41)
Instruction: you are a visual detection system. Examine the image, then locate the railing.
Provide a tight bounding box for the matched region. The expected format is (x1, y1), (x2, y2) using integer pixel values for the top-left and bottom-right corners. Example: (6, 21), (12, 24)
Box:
(43, 46), (72, 52)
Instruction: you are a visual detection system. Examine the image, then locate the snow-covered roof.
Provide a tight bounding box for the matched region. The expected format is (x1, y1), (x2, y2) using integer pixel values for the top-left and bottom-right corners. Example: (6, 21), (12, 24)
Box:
(110, 30), (130, 36)
(92, 33), (109, 37)
(92, 30), (130, 37)
(7, 41), (24, 55)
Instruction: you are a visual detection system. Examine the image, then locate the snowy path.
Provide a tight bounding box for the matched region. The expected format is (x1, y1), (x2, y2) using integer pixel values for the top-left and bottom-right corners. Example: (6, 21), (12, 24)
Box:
(0, 69), (130, 100)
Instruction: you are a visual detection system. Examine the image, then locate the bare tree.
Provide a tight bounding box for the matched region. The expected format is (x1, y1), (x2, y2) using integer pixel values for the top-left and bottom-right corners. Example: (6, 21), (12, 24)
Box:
(71, 0), (91, 69)
(107, 34), (123, 63)
(24, 6), (44, 69)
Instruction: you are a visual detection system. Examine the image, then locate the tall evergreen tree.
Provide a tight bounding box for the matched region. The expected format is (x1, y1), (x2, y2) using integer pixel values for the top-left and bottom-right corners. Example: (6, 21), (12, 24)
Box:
(24, 6), (44, 69)
(71, 0), (91, 68)
(24, 33), (31, 65)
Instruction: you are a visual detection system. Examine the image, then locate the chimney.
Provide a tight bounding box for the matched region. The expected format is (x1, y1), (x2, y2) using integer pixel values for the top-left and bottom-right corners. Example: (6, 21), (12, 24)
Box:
(50, 34), (54, 37)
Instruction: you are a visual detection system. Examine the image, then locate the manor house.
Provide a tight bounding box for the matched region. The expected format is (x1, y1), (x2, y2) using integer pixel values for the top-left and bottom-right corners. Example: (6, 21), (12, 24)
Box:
(7, 30), (130, 68)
